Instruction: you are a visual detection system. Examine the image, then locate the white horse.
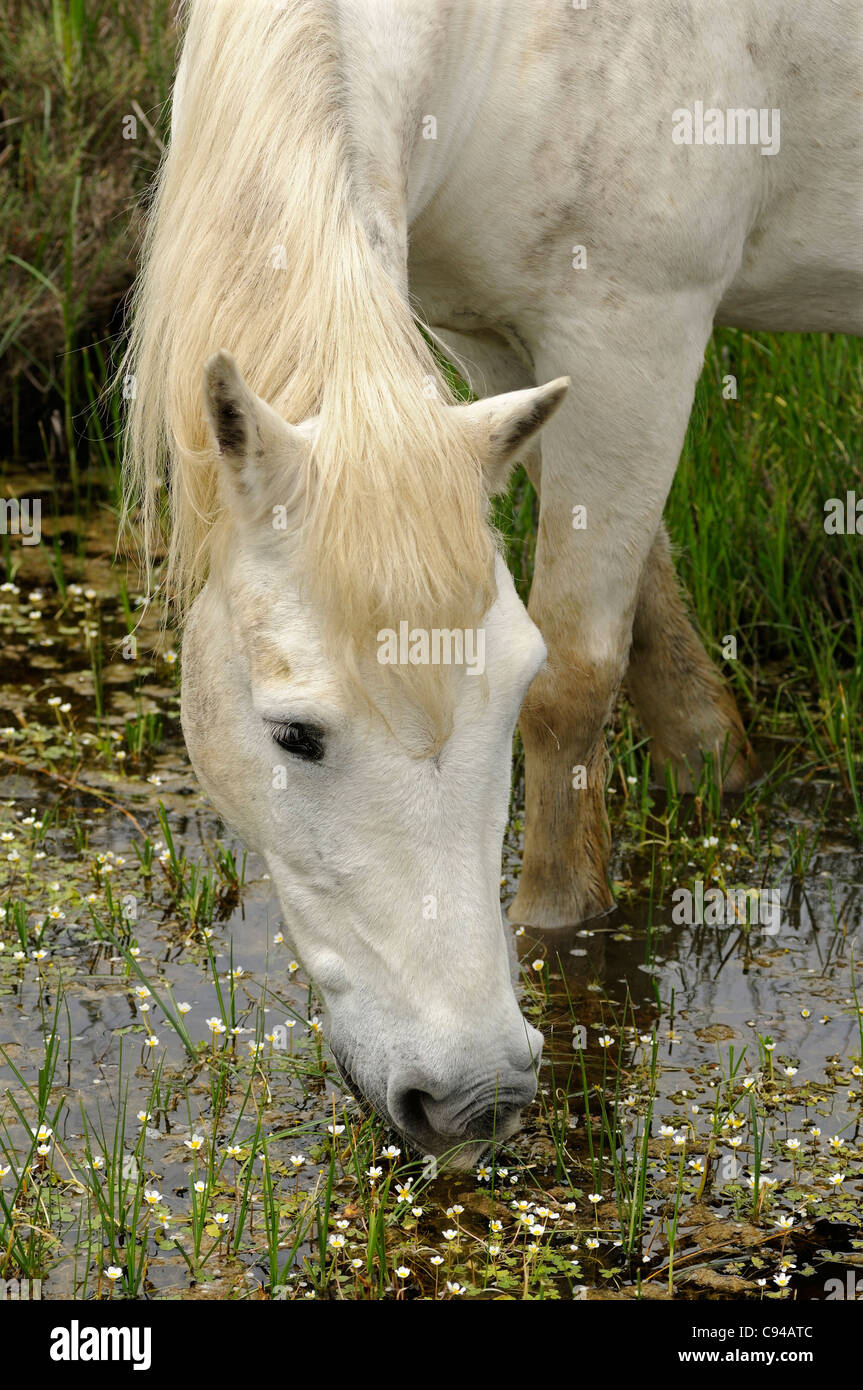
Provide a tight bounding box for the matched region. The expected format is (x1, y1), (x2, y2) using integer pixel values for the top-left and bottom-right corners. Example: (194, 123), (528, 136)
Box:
(125, 0), (862, 1165)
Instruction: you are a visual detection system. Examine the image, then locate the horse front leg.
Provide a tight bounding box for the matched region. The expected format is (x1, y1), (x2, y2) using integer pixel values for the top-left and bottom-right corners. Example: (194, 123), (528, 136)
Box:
(510, 482), (624, 927)
(509, 298), (720, 929)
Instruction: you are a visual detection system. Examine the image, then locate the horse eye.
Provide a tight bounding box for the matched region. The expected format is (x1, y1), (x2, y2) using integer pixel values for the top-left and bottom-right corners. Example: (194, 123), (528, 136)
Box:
(270, 722), (326, 762)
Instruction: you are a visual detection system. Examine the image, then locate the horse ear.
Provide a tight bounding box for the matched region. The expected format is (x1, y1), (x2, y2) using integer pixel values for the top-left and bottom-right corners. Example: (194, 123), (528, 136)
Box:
(451, 378), (569, 497)
(202, 350), (312, 501)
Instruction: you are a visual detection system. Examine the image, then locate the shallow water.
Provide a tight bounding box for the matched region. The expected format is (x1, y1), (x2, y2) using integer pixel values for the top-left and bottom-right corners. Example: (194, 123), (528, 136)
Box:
(1, 488), (861, 1300)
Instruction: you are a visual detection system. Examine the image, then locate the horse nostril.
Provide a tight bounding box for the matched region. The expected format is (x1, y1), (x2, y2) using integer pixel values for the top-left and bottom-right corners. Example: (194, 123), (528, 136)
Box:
(395, 1071), (536, 1143)
(390, 1088), (517, 1149)
(392, 1087), (436, 1139)
(387, 1056), (540, 1155)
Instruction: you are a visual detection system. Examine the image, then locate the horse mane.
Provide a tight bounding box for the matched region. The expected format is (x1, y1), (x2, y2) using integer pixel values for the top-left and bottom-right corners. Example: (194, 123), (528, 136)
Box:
(121, 0), (496, 744)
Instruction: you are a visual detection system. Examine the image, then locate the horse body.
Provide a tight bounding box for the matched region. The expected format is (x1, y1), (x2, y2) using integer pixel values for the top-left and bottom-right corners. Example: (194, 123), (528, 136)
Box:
(355, 0), (862, 927)
(135, 0), (861, 1163)
(397, 0), (862, 336)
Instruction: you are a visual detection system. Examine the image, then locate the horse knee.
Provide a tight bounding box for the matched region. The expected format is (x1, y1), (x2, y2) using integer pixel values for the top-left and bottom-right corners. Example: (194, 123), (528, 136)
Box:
(520, 639), (627, 762)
